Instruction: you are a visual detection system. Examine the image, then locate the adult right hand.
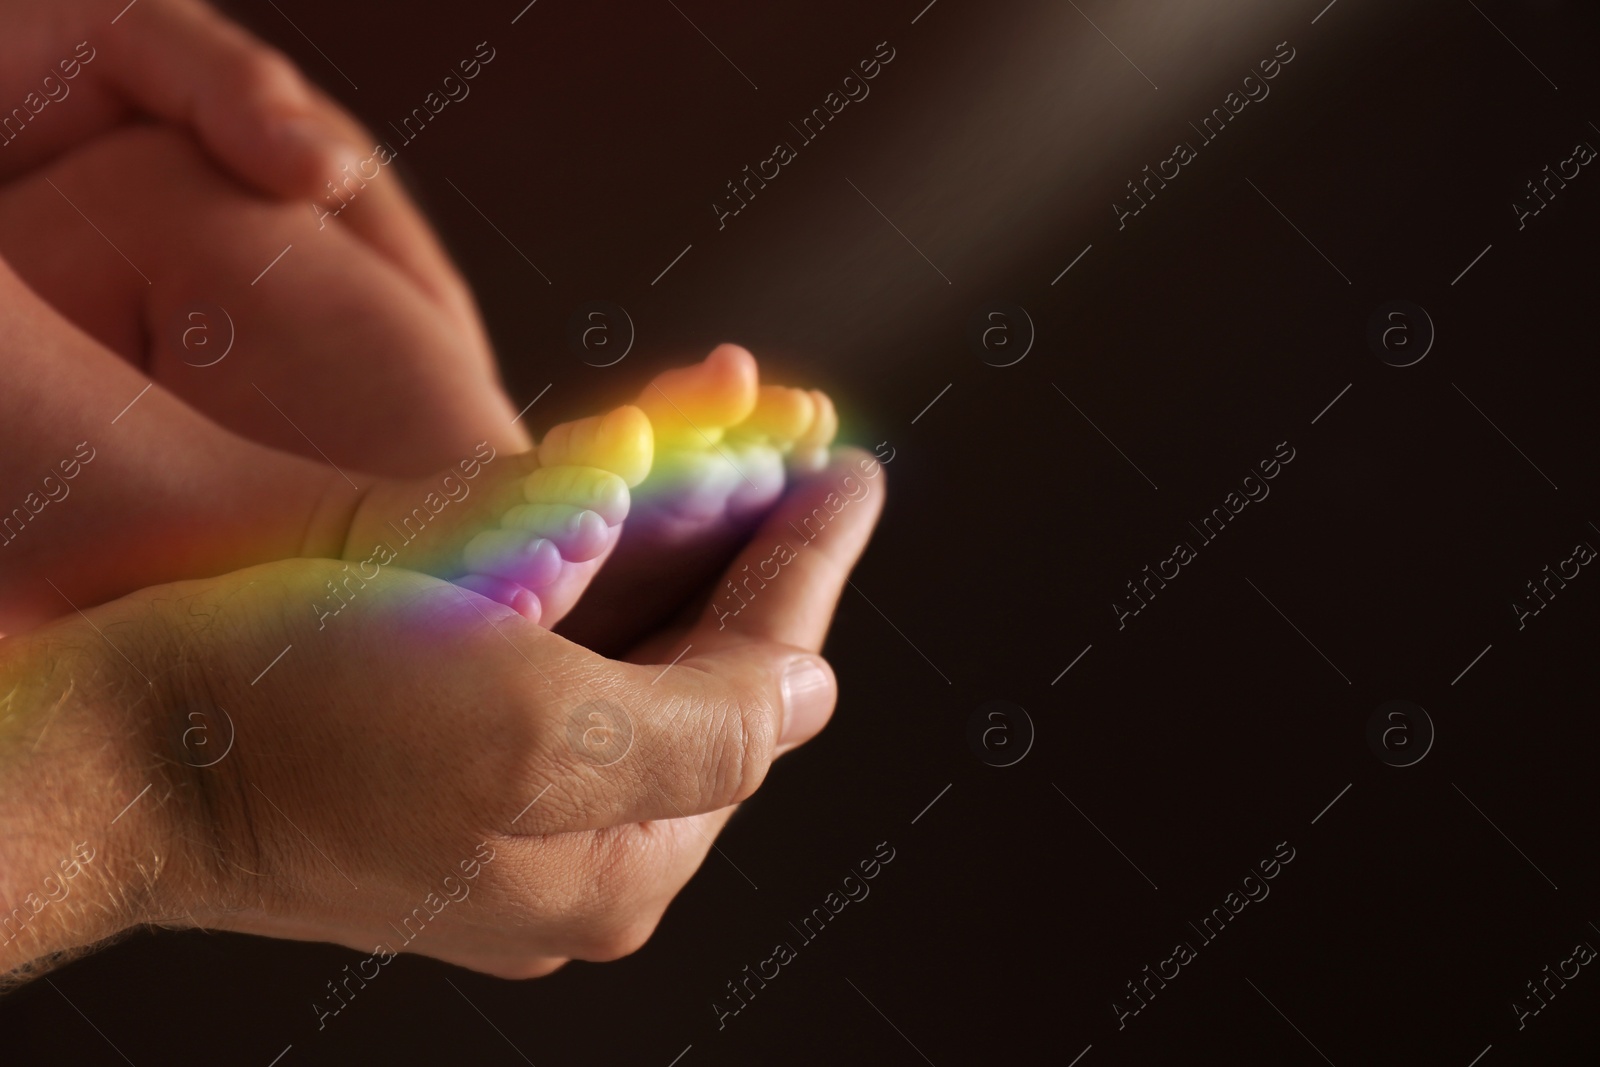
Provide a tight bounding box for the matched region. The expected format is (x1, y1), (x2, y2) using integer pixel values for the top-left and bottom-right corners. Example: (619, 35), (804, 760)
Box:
(0, 450), (885, 981)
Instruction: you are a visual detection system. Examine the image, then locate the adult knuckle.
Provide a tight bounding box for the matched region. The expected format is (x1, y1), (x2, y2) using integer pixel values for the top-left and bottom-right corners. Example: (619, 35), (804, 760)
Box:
(557, 827), (657, 954)
(487, 956), (569, 980)
(579, 918), (660, 963)
(709, 685), (777, 808)
(584, 825), (652, 908)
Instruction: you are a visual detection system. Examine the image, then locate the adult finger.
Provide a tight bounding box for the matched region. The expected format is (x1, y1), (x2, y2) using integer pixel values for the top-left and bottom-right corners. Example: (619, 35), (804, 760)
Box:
(688, 446), (887, 654)
(627, 446), (888, 664)
(515, 450), (884, 830)
(669, 446), (887, 758)
(470, 819), (715, 963)
(505, 636), (811, 833)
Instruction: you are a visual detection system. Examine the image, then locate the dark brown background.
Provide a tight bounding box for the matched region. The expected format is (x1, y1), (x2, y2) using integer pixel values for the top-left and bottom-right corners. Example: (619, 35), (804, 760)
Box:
(7, 0), (1600, 1062)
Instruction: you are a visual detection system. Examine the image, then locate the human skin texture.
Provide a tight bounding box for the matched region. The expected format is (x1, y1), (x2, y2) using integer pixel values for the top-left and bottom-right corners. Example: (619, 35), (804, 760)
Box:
(0, 245), (836, 633)
(0, 125), (838, 636)
(0, 124), (518, 478)
(0, 0), (475, 324)
(0, 246), (662, 630)
(0, 449), (885, 985)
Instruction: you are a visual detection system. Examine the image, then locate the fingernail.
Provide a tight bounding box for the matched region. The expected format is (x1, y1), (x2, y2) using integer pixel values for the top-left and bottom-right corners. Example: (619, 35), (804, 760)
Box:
(780, 657), (835, 746)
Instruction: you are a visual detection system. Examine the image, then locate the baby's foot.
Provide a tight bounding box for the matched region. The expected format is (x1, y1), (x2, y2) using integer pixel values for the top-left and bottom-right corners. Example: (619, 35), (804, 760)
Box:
(554, 345), (837, 652)
(330, 405), (653, 627)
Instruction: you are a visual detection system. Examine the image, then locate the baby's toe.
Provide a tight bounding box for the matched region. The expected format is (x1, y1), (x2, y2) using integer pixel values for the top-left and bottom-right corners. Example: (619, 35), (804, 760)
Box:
(503, 504), (613, 562)
(463, 530), (564, 589)
(789, 389), (838, 472)
(727, 385), (817, 448)
(457, 574), (543, 622)
(639, 343), (760, 447)
(537, 405), (653, 488)
(639, 449), (747, 521)
(522, 466), (631, 526)
(724, 443), (789, 519)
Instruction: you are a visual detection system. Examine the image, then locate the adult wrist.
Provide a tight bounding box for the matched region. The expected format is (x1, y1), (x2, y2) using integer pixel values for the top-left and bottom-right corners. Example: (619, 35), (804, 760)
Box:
(0, 615), (184, 980)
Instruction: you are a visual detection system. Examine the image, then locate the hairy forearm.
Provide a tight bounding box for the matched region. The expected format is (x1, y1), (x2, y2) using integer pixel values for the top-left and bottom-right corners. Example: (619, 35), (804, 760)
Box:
(0, 618), (171, 983)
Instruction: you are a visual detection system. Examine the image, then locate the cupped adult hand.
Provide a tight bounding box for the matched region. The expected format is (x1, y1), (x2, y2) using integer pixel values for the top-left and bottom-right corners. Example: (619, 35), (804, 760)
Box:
(0, 450), (885, 981)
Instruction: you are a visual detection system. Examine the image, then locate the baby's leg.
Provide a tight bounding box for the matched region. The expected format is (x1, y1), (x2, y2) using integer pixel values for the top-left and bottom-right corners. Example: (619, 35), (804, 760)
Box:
(0, 255), (335, 631)
(0, 257), (649, 632)
(0, 129), (829, 639)
(0, 124), (529, 478)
